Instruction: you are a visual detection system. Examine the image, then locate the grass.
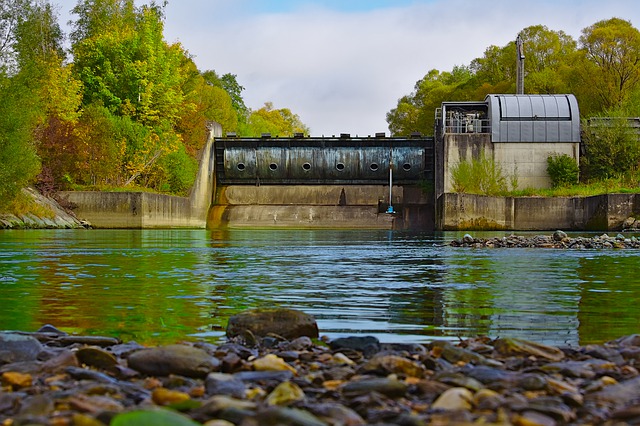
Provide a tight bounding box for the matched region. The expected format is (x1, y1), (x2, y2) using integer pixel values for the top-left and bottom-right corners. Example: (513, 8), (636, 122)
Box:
(4, 190), (56, 219)
(492, 177), (640, 198)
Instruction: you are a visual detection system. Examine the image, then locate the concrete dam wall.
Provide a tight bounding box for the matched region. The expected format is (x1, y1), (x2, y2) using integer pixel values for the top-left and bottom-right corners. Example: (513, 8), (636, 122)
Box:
(209, 135), (435, 230)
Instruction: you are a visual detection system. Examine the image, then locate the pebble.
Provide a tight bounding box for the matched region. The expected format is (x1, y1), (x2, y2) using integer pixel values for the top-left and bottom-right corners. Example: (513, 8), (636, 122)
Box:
(431, 387), (474, 410)
(2, 309), (640, 424)
(450, 231), (640, 249)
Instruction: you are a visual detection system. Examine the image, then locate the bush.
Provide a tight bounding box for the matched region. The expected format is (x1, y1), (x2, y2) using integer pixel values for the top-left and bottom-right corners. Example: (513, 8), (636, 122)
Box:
(160, 144), (198, 195)
(451, 150), (507, 196)
(581, 116), (640, 180)
(547, 154), (579, 188)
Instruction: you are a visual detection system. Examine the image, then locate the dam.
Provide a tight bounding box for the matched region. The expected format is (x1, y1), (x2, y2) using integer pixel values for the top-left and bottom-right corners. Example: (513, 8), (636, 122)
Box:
(64, 94), (640, 231)
(209, 133), (435, 230)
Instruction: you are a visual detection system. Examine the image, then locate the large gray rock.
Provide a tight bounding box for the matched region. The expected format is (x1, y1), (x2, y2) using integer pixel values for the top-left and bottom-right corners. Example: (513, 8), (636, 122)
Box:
(127, 344), (220, 378)
(0, 333), (43, 364)
(226, 308), (319, 340)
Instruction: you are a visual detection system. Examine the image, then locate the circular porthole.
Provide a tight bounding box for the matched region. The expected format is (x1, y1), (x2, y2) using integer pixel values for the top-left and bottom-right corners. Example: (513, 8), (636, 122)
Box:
(370, 163), (379, 171)
(269, 163), (278, 171)
(336, 163), (345, 171)
(302, 162), (311, 171)
(403, 163), (412, 171)
(237, 163), (246, 171)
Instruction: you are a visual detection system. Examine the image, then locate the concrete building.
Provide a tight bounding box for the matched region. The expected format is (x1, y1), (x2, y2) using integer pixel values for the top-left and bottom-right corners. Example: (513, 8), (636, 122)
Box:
(435, 94), (581, 195)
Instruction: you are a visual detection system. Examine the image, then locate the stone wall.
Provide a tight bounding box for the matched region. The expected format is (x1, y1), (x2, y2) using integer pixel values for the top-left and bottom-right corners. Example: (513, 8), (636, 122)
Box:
(438, 193), (640, 231)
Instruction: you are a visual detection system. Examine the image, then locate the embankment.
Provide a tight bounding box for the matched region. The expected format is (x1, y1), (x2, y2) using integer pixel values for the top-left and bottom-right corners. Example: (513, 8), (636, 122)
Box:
(0, 188), (88, 229)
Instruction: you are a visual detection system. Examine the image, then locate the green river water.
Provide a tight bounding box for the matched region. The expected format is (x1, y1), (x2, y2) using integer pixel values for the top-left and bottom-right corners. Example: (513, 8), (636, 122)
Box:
(1, 229), (639, 347)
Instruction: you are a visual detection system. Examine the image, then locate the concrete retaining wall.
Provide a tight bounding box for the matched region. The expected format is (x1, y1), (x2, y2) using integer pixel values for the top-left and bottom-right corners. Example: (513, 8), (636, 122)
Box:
(60, 191), (205, 229)
(209, 184), (433, 230)
(439, 193), (640, 231)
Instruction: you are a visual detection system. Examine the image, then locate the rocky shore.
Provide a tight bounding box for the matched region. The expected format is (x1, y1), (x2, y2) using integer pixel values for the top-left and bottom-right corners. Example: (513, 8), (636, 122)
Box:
(0, 188), (89, 230)
(450, 230), (640, 249)
(2, 308), (640, 425)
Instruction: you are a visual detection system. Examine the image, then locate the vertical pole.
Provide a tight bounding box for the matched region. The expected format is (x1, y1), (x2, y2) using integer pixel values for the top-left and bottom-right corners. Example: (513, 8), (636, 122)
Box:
(387, 148), (394, 214)
(516, 34), (525, 94)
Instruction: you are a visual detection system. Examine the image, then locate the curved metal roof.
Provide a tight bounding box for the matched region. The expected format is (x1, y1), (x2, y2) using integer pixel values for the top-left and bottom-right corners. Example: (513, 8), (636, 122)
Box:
(486, 94), (580, 143)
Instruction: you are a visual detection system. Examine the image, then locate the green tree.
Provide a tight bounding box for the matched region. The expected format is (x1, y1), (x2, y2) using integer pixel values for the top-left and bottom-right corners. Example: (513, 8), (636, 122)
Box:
(0, 0), (30, 74)
(13, 0), (64, 69)
(0, 75), (41, 206)
(387, 67), (473, 135)
(201, 69), (247, 130)
(577, 18), (640, 113)
(518, 25), (577, 94)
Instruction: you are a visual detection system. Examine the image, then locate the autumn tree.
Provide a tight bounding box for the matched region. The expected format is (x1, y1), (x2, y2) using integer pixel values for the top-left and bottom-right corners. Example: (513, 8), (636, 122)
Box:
(177, 66), (238, 153)
(69, 0), (197, 190)
(0, 0), (75, 201)
(243, 102), (310, 136)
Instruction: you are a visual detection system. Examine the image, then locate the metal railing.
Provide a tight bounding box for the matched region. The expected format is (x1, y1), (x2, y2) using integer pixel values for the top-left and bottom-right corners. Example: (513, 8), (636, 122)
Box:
(435, 107), (491, 135)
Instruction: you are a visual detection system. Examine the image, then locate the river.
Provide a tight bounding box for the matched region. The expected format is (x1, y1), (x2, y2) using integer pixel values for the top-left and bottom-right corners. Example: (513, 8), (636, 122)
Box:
(1, 229), (639, 347)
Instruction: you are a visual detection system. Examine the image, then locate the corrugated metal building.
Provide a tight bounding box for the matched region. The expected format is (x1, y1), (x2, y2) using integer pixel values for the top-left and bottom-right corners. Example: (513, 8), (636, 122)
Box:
(487, 94), (580, 143)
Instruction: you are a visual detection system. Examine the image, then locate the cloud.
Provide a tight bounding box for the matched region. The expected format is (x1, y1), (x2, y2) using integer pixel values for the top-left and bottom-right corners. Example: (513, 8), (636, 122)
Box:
(55, 0), (640, 136)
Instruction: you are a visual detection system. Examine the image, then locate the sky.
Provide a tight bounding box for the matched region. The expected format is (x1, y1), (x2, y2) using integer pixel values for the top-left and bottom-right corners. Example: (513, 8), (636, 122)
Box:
(54, 0), (640, 136)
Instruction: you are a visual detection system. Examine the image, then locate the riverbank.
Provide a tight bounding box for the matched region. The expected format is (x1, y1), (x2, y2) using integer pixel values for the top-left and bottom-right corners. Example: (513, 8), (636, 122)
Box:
(2, 308), (640, 425)
(0, 188), (89, 230)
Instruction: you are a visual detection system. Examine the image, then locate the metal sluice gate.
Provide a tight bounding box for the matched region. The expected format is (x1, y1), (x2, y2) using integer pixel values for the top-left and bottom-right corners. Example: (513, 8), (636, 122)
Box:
(214, 135), (435, 186)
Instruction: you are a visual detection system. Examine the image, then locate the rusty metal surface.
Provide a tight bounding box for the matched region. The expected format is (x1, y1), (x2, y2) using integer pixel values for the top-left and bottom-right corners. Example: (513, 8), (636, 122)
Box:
(215, 137), (433, 185)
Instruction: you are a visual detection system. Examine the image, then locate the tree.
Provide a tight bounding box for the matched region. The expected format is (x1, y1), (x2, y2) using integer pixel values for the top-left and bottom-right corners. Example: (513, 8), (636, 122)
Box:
(581, 115), (640, 181)
(0, 0), (30, 74)
(470, 44), (515, 89)
(387, 67), (473, 135)
(243, 102), (310, 136)
(518, 25), (577, 94)
(13, 0), (64, 69)
(578, 18), (640, 112)
(201, 69), (247, 131)
(0, 75), (41, 206)
(70, 0), (196, 189)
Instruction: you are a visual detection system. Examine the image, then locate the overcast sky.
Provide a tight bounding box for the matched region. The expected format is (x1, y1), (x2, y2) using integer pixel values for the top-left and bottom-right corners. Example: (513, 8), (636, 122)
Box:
(55, 0), (640, 136)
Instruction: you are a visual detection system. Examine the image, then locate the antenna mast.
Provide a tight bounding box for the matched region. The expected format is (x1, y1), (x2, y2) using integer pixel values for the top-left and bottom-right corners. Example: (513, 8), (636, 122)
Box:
(516, 34), (525, 94)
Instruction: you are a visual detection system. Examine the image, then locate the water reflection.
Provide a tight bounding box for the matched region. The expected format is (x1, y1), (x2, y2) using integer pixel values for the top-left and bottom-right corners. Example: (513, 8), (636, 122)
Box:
(577, 253), (640, 344)
(0, 229), (639, 346)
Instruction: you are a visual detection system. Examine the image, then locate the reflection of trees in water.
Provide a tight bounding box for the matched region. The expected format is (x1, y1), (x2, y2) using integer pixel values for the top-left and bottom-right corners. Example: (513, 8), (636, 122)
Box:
(24, 230), (214, 345)
(439, 250), (581, 346)
(385, 255), (447, 338)
(576, 253), (640, 345)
